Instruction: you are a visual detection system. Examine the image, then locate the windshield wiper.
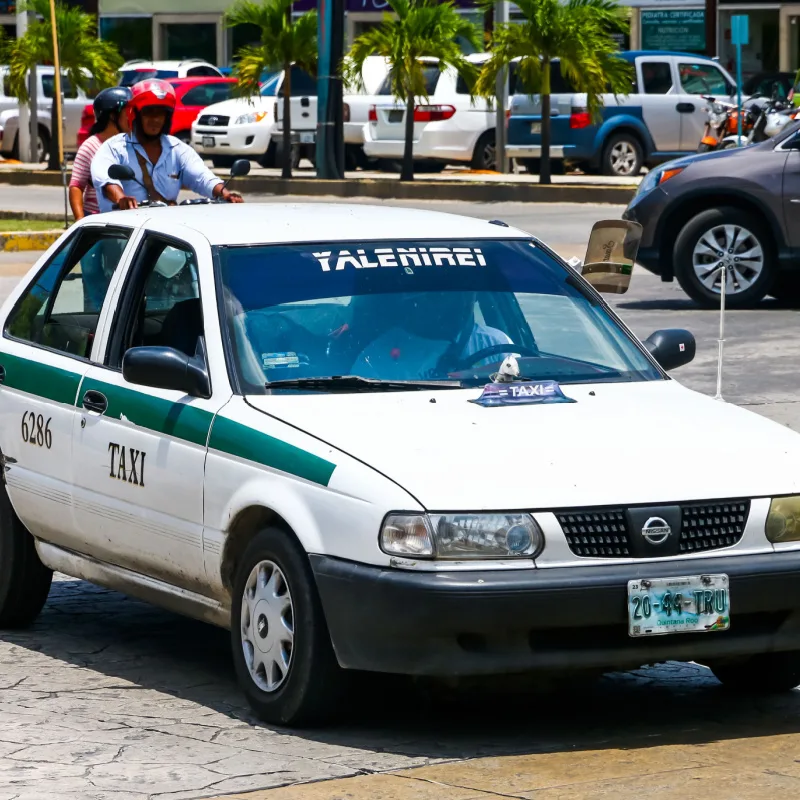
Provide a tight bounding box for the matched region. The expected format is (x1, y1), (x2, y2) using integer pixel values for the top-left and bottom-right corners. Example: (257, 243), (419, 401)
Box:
(265, 375), (462, 392)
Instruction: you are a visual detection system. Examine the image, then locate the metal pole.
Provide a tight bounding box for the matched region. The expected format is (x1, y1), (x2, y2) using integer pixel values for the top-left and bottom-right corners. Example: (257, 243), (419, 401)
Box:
(736, 40), (742, 145)
(316, 0), (345, 179)
(29, 54), (38, 164)
(714, 264), (727, 402)
(16, 7), (30, 163)
(48, 0), (67, 226)
(493, 0), (508, 173)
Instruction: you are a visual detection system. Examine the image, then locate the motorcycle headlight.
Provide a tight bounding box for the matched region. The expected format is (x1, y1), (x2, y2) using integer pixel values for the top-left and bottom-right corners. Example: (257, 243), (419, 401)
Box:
(380, 513), (544, 559)
(234, 111), (267, 125)
(766, 496), (800, 542)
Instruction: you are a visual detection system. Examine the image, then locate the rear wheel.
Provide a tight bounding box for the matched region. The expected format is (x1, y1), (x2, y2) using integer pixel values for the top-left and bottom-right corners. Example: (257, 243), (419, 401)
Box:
(601, 133), (643, 177)
(230, 527), (346, 726)
(673, 206), (775, 308)
(470, 131), (496, 170)
(12, 127), (48, 163)
(0, 476), (52, 628)
(709, 652), (800, 693)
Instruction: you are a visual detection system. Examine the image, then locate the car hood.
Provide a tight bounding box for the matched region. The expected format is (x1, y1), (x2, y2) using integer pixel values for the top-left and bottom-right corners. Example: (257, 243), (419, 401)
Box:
(247, 380), (800, 510)
(192, 96), (275, 118)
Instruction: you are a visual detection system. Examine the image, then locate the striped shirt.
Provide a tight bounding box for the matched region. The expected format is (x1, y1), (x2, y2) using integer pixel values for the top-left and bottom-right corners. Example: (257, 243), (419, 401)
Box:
(69, 135), (102, 215)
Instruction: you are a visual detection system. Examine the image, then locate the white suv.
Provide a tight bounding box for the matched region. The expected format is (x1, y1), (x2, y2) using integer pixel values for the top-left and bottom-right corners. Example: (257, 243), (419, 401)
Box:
(363, 54), (500, 171)
(118, 60), (222, 87)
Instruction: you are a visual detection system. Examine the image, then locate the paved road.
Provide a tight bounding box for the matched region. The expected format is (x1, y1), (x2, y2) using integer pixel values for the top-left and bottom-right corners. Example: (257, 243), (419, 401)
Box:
(1, 198), (800, 798)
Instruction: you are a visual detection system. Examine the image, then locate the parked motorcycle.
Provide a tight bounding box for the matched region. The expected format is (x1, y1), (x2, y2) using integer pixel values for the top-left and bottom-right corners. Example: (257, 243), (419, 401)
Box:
(698, 95), (740, 152)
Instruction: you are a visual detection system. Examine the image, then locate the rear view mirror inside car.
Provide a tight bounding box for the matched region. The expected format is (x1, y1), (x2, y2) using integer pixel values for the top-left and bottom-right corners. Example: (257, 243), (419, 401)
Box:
(580, 219), (643, 295)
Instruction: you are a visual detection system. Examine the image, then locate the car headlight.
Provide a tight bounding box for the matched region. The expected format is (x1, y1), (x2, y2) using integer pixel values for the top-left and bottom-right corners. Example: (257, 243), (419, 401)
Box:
(380, 513), (544, 559)
(635, 164), (685, 197)
(234, 111), (267, 125)
(766, 496), (800, 542)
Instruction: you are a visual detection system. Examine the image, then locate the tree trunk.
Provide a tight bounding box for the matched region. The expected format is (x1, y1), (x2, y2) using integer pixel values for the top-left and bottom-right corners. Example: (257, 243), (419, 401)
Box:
(401, 93), (415, 182)
(47, 93), (60, 172)
(282, 61), (293, 180)
(540, 59), (551, 186)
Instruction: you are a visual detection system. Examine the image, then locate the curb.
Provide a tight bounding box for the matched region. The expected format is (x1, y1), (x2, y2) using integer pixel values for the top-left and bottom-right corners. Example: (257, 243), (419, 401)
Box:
(0, 231), (61, 252)
(0, 169), (637, 204)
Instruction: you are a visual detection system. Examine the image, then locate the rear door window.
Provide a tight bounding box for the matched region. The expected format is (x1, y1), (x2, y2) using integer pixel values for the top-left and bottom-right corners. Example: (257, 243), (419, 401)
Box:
(378, 65), (440, 96)
(640, 61), (673, 94)
(678, 62), (730, 95)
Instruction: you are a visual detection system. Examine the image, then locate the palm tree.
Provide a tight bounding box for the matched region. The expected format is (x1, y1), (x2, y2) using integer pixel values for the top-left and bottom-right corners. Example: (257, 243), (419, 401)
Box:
(476, 0), (632, 184)
(344, 0), (480, 182)
(226, 0), (318, 179)
(8, 0), (122, 171)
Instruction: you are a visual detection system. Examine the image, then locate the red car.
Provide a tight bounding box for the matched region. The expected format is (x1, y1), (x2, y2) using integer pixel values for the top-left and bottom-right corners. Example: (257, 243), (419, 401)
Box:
(77, 76), (237, 147)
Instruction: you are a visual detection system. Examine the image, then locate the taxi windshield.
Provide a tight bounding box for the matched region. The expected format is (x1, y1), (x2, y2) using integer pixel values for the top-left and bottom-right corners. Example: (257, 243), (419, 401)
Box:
(215, 239), (662, 393)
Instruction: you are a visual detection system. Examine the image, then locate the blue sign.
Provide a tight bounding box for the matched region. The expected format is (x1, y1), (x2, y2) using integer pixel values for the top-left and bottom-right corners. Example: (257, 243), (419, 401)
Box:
(470, 380), (576, 408)
(731, 15), (749, 46)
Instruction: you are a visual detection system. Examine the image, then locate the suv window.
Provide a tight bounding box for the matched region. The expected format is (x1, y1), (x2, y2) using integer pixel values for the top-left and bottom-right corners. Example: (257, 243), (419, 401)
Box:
(110, 237), (202, 366)
(641, 61), (673, 94)
(6, 228), (131, 358)
(379, 65), (440, 96)
(678, 62), (730, 95)
(276, 66), (317, 97)
(2, 76), (14, 98)
(457, 63), (518, 96)
(187, 66), (220, 77)
(181, 82), (234, 106)
(511, 62), (575, 95)
(41, 73), (78, 99)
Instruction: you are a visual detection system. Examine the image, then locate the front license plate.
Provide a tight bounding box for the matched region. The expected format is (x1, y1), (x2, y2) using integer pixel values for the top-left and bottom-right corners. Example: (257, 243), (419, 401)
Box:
(628, 574), (730, 637)
(202, 136), (216, 148)
(530, 123), (541, 134)
(299, 131), (315, 144)
(388, 109), (404, 123)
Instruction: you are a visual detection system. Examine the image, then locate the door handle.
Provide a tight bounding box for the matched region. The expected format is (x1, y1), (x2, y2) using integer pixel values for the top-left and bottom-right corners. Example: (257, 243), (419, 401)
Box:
(82, 390), (108, 414)
(676, 103), (695, 113)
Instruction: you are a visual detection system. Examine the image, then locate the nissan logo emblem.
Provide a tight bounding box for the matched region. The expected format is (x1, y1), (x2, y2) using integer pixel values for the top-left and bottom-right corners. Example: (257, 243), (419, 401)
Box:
(641, 516), (672, 545)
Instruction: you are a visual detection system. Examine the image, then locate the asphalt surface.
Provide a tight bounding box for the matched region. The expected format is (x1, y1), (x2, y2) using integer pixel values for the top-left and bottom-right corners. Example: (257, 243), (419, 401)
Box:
(0, 196), (799, 798)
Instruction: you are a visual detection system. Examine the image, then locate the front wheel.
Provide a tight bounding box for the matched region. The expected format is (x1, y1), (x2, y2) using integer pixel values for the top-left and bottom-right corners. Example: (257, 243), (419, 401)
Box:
(0, 476), (52, 628)
(230, 527), (345, 726)
(673, 206), (775, 308)
(709, 652), (800, 692)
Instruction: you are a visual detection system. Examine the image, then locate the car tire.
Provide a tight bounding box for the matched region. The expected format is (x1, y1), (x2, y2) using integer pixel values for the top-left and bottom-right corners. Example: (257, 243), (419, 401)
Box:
(601, 133), (643, 177)
(673, 207), (775, 308)
(230, 526), (345, 726)
(258, 141), (277, 169)
(708, 652), (800, 693)
(211, 156), (236, 169)
(11, 127), (49, 164)
(0, 475), (52, 628)
(470, 130), (496, 170)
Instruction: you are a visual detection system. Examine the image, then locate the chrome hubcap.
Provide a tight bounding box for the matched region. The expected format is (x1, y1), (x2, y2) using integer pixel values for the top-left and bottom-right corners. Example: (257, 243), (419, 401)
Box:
(610, 141), (637, 175)
(240, 560), (294, 693)
(692, 224), (764, 294)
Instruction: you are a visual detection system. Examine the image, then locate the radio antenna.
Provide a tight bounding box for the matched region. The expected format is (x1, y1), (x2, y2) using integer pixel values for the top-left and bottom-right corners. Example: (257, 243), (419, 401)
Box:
(713, 264), (727, 402)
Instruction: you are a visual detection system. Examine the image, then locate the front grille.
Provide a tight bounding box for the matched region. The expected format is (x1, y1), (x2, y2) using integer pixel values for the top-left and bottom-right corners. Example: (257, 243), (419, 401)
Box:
(556, 509), (631, 558)
(679, 501), (750, 553)
(556, 500), (750, 558)
(198, 114), (229, 126)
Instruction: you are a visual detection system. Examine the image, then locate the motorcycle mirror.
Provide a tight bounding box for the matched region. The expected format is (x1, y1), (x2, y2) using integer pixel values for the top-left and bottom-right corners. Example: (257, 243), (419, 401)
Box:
(230, 159), (251, 178)
(108, 164), (136, 181)
(580, 220), (643, 295)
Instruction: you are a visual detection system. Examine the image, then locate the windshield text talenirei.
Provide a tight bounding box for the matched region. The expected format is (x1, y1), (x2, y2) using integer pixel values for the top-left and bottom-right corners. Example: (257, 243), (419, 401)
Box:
(312, 246), (487, 272)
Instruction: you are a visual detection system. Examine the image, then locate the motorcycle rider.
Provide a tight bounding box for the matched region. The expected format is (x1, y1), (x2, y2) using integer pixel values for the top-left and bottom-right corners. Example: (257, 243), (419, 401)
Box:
(69, 86), (132, 220)
(91, 79), (243, 211)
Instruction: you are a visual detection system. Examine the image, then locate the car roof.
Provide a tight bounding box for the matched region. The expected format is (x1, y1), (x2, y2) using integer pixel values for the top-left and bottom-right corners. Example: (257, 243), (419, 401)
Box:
(620, 50), (719, 61)
(168, 77), (236, 87)
(99, 203), (529, 246)
(120, 60), (216, 71)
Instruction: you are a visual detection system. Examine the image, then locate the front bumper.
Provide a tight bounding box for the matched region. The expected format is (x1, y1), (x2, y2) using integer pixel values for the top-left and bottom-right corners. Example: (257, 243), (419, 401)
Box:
(192, 123), (272, 156)
(312, 552), (800, 676)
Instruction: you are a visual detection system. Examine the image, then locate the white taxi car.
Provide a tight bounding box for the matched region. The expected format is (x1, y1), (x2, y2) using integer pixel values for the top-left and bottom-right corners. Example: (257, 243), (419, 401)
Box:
(2, 203), (800, 727)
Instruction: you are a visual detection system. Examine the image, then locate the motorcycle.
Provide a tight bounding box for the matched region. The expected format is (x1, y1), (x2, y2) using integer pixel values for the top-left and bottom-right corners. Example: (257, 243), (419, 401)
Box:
(106, 158), (250, 208)
(698, 95), (740, 152)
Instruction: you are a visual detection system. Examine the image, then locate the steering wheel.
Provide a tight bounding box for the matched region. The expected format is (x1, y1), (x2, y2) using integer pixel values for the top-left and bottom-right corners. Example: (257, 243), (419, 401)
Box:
(454, 344), (540, 371)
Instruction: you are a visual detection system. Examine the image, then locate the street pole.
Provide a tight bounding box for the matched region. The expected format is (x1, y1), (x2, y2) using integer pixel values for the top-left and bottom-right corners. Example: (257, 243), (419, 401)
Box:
(48, 0), (67, 226)
(705, 0), (717, 58)
(15, 6), (30, 163)
(316, 0), (345, 179)
(493, 0), (508, 173)
(28, 46), (38, 165)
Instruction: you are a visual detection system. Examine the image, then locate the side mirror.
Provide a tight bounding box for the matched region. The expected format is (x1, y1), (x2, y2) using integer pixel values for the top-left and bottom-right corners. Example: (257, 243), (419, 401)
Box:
(580, 219), (643, 294)
(230, 158), (251, 178)
(644, 329), (696, 371)
(122, 346), (211, 398)
(108, 163), (136, 181)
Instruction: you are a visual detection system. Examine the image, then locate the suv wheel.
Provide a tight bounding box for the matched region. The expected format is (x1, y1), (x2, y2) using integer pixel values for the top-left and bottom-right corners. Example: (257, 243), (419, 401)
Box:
(470, 131), (496, 170)
(0, 476), (53, 628)
(708, 652), (800, 693)
(601, 133), (642, 176)
(230, 527), (345, 726)
(674, 206), (775, 308)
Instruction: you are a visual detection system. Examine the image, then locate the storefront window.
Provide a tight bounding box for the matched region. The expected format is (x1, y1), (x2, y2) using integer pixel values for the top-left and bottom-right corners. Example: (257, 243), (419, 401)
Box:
(230, 22), (261, 63)
(162, 23), (217, 65)
(100, 17), (152, 63)
(719, 9), (779, 81)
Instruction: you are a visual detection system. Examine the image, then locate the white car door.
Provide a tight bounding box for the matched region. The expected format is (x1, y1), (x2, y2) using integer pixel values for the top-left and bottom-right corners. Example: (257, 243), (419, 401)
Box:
(636, 57), (682, 152)
(71, 228), (233, 595)
(676, 59), (736, 151)
(0, 223), (135, 550)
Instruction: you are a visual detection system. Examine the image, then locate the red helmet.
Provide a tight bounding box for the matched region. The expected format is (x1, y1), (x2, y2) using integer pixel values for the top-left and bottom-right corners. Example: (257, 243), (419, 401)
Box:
(126, 79), (176, 129)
